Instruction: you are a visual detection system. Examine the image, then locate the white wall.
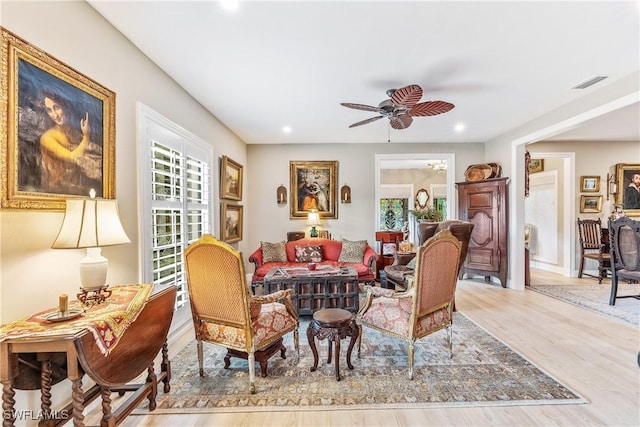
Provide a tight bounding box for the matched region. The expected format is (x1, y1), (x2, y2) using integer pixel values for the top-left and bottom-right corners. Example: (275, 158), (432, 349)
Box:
(0, 1), (247, 322)
(245, 142), (484, 263)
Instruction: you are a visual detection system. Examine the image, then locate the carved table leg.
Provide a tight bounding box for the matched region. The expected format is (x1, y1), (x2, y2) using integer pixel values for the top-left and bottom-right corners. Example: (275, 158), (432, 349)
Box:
(333, 335), (341, 381)
(70, 376), (85, 427)
(2, 381), (16, 427)
(145, 363), (158, 410)
(160, 341), (171, 393)
(38, 354), (54, 426)
(345, 322), (359, 370)
(307, 323), (319, 372)
(100, 388), (114, 427)
(1, 350), (17, 427)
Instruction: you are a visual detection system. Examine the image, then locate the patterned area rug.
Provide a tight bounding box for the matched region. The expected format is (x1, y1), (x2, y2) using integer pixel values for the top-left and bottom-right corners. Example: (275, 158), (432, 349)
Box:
(529, 282), (640, 327)
(136, 313), (585, 413)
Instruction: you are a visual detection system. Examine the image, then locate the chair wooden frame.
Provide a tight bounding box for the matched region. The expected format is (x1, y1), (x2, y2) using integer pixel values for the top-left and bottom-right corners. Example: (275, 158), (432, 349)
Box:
(357, 230), (462, 380)
(184, 234), (299, 393)
(607, 217), (640, 305)
(576, 218), (611, 284)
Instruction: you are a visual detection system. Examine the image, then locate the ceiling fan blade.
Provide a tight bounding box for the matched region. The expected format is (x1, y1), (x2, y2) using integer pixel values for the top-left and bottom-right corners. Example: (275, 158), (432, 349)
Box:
(390, 85), (423, 108)
(340, 103), (380, 112)
(409, 101), (455, 116)
(390, 114), (413, 130)
(348, 116), (384, 128)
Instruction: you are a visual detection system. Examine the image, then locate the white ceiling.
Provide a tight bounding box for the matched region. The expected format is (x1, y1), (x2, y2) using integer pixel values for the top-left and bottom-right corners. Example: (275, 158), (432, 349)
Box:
(88, 1), (640, 145)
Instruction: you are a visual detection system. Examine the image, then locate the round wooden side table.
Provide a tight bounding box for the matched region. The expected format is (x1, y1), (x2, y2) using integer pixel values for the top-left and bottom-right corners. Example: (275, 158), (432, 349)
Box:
(306, 307), (360, 381)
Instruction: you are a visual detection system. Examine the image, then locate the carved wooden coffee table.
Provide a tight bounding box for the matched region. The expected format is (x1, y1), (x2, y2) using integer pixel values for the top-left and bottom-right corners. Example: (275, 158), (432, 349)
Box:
(306, 308), (359, 381)
(263, 266), (359, 315)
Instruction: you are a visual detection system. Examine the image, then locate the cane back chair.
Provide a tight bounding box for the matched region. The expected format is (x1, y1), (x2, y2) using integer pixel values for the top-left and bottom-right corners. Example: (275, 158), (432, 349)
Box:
(577, 218), (611, 283)
(608, 217), (640, 305)
(184, 234), (299, 394)
(357, 229), (462, 380)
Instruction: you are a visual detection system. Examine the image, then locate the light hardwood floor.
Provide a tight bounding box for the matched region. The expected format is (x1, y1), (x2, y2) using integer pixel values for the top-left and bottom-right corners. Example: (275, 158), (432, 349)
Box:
(119, 270), (639, 427)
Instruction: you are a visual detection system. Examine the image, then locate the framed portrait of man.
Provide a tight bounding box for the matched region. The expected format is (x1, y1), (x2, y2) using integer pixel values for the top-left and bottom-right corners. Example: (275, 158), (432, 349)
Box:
(615, 163), (640, 215)
(1, 27), (115, 210)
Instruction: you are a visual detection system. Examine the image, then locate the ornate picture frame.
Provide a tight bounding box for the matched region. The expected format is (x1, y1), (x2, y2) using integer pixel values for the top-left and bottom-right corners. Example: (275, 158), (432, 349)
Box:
(221, 202), (243, 243)
(220, 155), (243, 201)
(1, 27), (116, 210)
(580, 176), (600, 193)
(579, 195), (603, 213)
(614, 163), (640, 215)
(290, 160), (338, 219)
(528, 158), (544, 174)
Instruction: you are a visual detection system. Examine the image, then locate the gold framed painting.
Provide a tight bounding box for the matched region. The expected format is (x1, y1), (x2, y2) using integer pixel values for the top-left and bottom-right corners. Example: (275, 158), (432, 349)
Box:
(220, 155), (243, 201)
(580, 176), (600, 193)
(579, 195), (603, 213)
(318, 230), (330, 239)
(221, 202), (243, 243)
(614, 163), (640, 216)
(528, 158), (544, 174)
(1, 27), (116, 210)
(290, 160), (338, 219)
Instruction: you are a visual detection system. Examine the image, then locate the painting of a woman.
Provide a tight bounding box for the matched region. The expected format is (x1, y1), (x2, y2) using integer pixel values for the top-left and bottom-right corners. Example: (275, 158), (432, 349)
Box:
(17, 58), (104, 197)
(290, 161), (338, 219)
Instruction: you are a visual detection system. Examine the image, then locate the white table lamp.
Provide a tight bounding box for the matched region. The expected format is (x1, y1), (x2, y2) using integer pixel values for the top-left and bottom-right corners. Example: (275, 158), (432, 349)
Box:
(52, 194), (130, 298)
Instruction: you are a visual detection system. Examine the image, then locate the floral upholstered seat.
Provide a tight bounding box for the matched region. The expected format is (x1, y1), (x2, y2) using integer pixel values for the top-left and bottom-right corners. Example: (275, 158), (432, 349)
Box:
(357, 230), (462, 380)
(184, 234), (299, 394)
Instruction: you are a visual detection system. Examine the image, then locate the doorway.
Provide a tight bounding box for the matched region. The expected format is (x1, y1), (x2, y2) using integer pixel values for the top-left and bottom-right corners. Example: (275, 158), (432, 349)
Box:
(374, 153), (456, 246)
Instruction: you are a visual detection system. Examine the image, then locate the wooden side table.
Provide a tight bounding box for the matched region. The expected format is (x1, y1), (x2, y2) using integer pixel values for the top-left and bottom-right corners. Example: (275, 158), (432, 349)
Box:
(0, 284), (175, 427)
(306, 308), (359, 381)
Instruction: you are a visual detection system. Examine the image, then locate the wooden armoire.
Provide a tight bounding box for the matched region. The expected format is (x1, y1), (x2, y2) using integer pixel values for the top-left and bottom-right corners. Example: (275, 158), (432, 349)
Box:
(456, 177), (509, 287)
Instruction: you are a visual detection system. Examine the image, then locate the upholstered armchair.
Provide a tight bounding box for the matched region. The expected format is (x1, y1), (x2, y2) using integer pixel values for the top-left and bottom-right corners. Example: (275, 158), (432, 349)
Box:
(184, 234), (299, 394)
(357, 230), (462, 380)
(384, 220), (474, 290)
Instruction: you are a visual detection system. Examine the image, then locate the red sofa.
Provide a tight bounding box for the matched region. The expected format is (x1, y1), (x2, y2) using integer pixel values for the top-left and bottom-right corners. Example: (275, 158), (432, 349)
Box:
(248, 238), (377, 288)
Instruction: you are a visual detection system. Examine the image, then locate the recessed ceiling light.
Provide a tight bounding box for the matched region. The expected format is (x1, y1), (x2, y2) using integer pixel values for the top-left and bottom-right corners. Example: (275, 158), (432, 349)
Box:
(282, 126), (292, 134)
(454, 123), (465, 133)
(220, 0), (239, 12)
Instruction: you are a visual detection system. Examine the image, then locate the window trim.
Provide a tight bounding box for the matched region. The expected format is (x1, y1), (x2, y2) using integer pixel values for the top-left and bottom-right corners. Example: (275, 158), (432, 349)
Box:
(137, 103), (216, 331)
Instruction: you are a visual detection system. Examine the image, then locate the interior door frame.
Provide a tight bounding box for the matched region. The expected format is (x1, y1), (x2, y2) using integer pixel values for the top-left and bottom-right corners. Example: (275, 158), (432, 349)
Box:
(374, 153), (456, 235)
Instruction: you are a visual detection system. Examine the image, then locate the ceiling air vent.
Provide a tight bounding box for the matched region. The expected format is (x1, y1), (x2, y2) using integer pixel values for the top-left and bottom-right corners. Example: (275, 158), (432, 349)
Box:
(572, 76), (608, 89)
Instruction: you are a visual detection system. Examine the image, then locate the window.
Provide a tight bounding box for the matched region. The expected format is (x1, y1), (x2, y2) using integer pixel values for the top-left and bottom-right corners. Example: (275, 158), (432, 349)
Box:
(138, 104), (214, 327)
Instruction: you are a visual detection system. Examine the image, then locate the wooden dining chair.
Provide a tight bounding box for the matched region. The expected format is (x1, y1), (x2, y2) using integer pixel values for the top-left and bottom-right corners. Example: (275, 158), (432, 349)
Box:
(608, 217), (640, 305)
(576, 218), (611, 284)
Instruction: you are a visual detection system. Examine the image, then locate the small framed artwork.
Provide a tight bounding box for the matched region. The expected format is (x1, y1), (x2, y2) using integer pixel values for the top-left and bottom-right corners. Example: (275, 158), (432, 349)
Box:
(528, 158), (544, 174)
(580, 195), (603, 213)
(221, 202), (243, 243)
(290, 160), (338, 219)
(318, 230), (330, 239)
(220, 155), (243, 201)
(614, 163), (640, 216)
(580, 176), (600, 193)
(1, 27), (116, 210)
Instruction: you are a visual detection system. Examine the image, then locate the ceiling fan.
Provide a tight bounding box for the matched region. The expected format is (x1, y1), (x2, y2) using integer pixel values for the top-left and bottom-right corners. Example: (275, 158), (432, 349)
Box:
(340, 84), (455, 130)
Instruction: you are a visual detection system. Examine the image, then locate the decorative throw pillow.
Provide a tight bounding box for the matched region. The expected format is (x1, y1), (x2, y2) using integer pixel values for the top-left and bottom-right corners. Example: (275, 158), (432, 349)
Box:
(261, 241), (287, 263)
(338, 239), (367, 263)
(294, 245), (323, 262)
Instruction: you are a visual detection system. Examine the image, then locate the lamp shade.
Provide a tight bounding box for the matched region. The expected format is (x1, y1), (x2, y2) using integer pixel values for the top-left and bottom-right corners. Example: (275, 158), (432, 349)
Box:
(52, 198), (130, 249)
(306, 210), (321, 226)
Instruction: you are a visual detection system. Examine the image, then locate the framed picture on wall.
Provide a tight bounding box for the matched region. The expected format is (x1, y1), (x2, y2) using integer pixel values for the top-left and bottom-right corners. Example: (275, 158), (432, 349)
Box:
(220, 155), (243, 200)
(290, 160), (338, 219)
(528, 158), (544, 173)
(1, 27), (116, 210)
(221, 202), (243, 243)
(614, 163), (640, 215)
(580, 176), (600, 193)
(580, 195), (603, 213)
